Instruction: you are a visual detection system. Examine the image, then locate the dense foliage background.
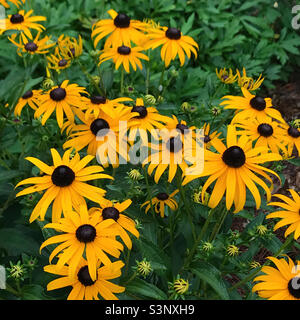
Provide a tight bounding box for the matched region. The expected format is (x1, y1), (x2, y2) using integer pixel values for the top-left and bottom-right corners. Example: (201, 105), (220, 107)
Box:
(0, 0), (299, 300)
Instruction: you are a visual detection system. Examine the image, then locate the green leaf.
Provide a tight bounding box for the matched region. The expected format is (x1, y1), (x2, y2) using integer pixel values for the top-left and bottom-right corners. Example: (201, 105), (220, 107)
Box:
(191, 261), (230, 300)
(126, 278), (167, 300)
(22, 284), (48, 300)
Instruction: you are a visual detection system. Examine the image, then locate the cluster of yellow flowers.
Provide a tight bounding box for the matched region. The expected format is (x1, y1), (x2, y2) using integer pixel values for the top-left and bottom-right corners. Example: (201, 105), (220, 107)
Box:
(2, 1), (300, 300)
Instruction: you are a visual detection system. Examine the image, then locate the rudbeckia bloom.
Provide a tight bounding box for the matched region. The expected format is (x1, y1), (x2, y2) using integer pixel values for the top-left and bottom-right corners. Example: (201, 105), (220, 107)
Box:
(173, 278), (189, 295)
(220, 87), (284, 124)
(0, 10), (46, 39)
(236, 67), (264, 91)
(8, 32), (55, 56)
(15, 148), (112, 223)
(201, 123), (222, 150)
(0, 0), (25, 8)
(99, 45), (149, 73)
(89, 198), (139, 249)
(14, 89), (42, 116)
(63, 107), (137, 167)
(57, 34), (83, 60)
(281, 123), (300, 156)
(47, 48), (71, 73)
(127, 98), (171, 146)
(34, 80), (87, 128)
(141, 190), (179, 218)
(91, 9), (147, 48)
(267, 189), (300, 240)
(252, 256), (300, 300)
(216, 68), (237, 84)
(182, 125), (282, 213)
(235, 117), (288, 154)
(40, 205), (123, 281)
(145, 26), (198, 67)
(80, 94), (132, 120)
(44, 258), (125, 300)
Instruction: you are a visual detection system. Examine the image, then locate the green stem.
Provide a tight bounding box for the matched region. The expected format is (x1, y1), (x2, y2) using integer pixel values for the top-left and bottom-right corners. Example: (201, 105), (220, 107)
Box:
(142, 166), (156, 220)
(209, 206), (228, 242)
(145, 51), (151, 95)
(78, 61), (104, 96)
(120, 68), (125, 95)
(123, 271), (138, 286)
(4, 284), (21, 297)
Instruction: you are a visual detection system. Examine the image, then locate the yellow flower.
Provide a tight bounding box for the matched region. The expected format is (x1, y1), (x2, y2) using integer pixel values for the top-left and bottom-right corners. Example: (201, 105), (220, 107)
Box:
(280, 123), (300, 157)
(8, 32), (55, 56)
(57, 34), (83, 60)
(0, 0), (25, 8)
(252, 256), (300, 300)
(40, 205), (123, 281)
(44, 258), (125, 300)
(14, 89), (42, 116)
(137, 259), (152, 277)
(216, 68), (237, 84)
(15, 148), (112, 222)
(256, 224), (268, 236)
(250, 261), (261, 269)
(128, 169), (143, 180)
(99, 45), (149, 73)
(92, 9), (147, 48)
(145, 26), (198, 67)
(0, 10), (46, 39)
(236, 68), (264, 91)
(141, 190), (179, 218)
(47, 48), (72, 73)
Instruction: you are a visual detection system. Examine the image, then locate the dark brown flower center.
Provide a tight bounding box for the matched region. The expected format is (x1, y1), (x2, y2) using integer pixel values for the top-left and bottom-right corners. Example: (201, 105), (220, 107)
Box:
(176, 123), (189, 134)
(165, 27), (181, 40)
(90, 96), (106, 105)
(117, 45), (131, 55)
(58, 59), (68, 67)
(157, 193), (169, 200)
(222, 146), (246, 168)
(131, 105), (148, 119)
(114, 13), (130, 28)
(76, 224), (97, 243)
(288, 126), (300, 138)
(257, 123), (273, 137)
(102, 207), (120, 221)
(50, 87), (66, 101)
(288, 277), (300, 299)
(77, 265), (96, 286)
(10, 14), (24, 24)
(166, 136), (183, 153)
(250, 96), (266, 111)
(90, 118), (110, 136)
(222, 75), (229, 81)
(204, 135), (211, 143)
(67, 47), (75, 58)
(22, 90), (33, 99)
(51, 165), (75, 187)
(25, 42), (38, 52)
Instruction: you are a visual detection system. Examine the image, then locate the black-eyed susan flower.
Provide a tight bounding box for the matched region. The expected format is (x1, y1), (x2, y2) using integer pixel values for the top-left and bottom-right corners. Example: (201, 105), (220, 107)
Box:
(63, 107), (136, 167)
(252, 256), (300, 300)
(281, 123), (300, 156)
(220, 88), (284, 124)
(127, 169), (143, 181)
(141, 190), (179, 218)
(173, 278), (189, 295)
(144, 126), (202, 183)
(57, 34), (83, 60)
(250, 261), (261, 269)
(47, 48), (71, 73)
(40, 205), (123, 281)
(236, 67), (264, 91)
(14, 89), (42, 116)
(0, 10), (46, 39)
(91, 9), (147, 49)
(267, 189), (300, 240)
(34, 80), (87, 128)
(99, 45), (149, 73)
(216, 68), (237, 84)
(165, 115), (196, 137)
(182, 125), (282, 213)
(89, 198), (139, 250)
(0, 0), (25, 8)
(136, 259), (152, 277)
(226, 244), (239, 256)
(127, 98), (171, 145)
(44, 258), (125, 300)
(145, 26), (198, 67)
(80, 94), (132, 120)
(8, 32), (55, 56)
(235, 117), (289, 154)
(202, 122), (222, 150)
(15, 148), (112, 223)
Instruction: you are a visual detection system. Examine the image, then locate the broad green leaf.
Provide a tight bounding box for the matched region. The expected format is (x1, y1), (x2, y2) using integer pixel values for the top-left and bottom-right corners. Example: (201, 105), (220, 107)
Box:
(126, 278), (167, 300)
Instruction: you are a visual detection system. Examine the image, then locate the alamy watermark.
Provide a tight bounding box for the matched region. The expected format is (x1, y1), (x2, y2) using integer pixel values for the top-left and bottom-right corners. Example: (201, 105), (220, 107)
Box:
(292, 5), (300, 30)
(0, 265), (6, 290)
